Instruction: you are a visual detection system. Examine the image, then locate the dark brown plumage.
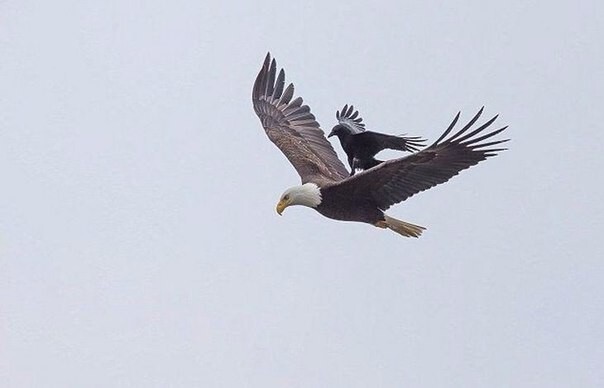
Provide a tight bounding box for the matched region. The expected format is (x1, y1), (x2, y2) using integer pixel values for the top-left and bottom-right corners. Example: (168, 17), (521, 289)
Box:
(252, 53), (508, 237)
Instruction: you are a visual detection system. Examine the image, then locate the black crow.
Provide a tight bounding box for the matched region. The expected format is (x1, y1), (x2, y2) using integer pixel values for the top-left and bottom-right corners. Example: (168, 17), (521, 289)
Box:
(328, 105), (426, 175)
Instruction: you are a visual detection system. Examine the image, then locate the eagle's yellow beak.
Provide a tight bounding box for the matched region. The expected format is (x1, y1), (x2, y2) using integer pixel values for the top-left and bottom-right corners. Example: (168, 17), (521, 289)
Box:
(276, 199), (288, 216)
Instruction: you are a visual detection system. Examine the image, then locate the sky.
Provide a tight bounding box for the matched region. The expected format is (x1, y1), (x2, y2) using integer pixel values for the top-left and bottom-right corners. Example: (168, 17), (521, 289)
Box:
(1, 0), (603, 387)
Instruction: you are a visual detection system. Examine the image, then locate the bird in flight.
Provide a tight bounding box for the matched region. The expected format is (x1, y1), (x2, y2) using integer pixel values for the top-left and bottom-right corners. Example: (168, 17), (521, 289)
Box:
(252, 53), (508, 237)
(328, 104), (425, 175)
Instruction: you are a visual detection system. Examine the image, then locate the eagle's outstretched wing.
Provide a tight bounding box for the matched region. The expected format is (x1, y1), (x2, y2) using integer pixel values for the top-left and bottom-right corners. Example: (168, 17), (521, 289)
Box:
(324, 108), (508, 209)
(252, 54), (348, 184)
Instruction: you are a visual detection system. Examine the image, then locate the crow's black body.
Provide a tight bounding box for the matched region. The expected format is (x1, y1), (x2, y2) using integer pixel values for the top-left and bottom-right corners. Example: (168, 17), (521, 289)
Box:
(329, 130), (412, 171)
(328, 105), (425, 175)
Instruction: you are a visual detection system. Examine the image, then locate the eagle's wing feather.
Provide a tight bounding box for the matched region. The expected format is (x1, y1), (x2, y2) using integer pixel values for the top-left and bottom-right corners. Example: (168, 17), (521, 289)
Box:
(324, 108), (508, 210)
(253, 54), (348, 183)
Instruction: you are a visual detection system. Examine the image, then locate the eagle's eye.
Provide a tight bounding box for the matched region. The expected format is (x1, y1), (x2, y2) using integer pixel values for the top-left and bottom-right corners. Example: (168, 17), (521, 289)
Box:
(283, 195), (290, 201)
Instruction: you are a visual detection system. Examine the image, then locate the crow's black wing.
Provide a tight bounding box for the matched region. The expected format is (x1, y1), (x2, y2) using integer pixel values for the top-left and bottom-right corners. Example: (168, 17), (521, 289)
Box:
(354, 131), (426, 156)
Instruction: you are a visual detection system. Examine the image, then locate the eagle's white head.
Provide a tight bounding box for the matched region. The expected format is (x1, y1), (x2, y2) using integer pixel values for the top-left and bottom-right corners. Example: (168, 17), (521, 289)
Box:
(276, 183), (322, 215)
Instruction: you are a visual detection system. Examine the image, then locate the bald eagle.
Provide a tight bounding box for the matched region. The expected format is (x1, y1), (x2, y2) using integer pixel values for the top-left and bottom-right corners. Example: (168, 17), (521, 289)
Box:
(252, 54), (508, 238)
(328, 104), (426, 175)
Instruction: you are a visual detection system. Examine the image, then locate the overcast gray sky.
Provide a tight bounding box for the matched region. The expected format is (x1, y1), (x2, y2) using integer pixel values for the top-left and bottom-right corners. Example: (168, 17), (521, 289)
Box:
(1, 0), (603, 387)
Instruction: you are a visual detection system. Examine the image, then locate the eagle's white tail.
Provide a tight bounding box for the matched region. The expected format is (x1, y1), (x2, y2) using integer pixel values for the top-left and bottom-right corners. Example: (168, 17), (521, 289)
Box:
(383, 215), (425, 238)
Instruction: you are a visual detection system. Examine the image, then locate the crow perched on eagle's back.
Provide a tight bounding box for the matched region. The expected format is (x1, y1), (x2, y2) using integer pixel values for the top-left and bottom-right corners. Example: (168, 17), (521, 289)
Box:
(328, 105), (426, 175)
